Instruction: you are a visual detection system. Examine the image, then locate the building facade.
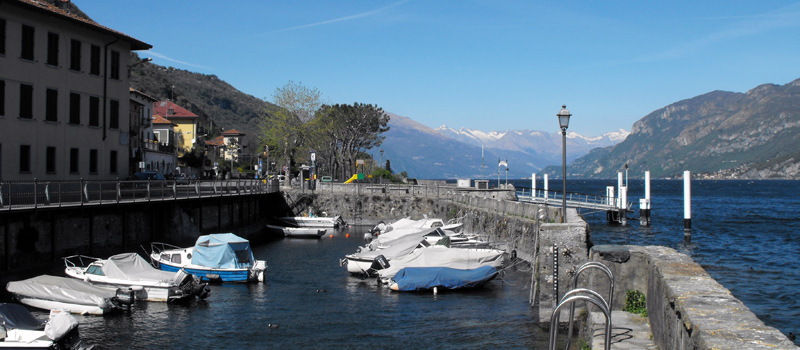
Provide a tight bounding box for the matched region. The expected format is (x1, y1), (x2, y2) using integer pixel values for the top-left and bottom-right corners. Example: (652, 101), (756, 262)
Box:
(152, 100), (198, 157)
(0, 0), (151, 181)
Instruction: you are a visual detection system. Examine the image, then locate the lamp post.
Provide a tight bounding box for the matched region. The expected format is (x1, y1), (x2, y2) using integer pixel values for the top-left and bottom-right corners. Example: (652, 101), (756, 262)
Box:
(379, 149), (384, 183)
(557, 105), (572, 223)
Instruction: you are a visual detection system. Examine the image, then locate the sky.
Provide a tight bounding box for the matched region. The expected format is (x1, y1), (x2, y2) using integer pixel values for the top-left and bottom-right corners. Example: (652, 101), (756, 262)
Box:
(78, 1), (800, 137)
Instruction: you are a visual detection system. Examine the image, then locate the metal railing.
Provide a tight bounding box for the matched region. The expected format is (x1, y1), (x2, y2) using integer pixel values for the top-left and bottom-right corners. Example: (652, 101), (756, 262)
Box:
(303, 182), (464, 199)
(0, 178), (279, 211)
(549, 261), (614, 350)
(516, 187), (629, 212)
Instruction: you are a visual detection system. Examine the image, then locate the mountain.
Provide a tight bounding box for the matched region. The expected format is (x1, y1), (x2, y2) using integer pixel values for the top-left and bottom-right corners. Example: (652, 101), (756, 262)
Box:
(129, 54), (278, 147)
(370, 114), (627, 179)
(544, 78), (800, 179)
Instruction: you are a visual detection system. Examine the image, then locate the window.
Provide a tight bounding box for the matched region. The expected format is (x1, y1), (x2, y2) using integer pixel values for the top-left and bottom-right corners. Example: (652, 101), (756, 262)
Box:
(19, 145), (31, 173)
(89, 149), (98, 174)
(89, 96), (99, 126)
(110, 99), (119, 128)
(0, 80), (5, 116)
(19, 84), (32, 119)
(110, 51), (120, 80)
(70, 39), (81, 71)
(110, 150), (118, 174)
(90, 45), (100, 75)
(21, 25), (34, 60)
(0, 19), (6, 55)
(46, 88), (57, 122)
(46, 146), (56, 173)
(69, 148), (79, 173)
(47, 32), (58, 66)
(69, 93), (80, 124)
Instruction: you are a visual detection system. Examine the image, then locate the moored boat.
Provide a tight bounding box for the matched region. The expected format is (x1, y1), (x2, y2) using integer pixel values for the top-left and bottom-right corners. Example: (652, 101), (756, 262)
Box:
(0, 303), (83, 349)
(388, 265), (499, 292)
(278, 215), (344, 228)
(63, 253), (210, 303)
(376, 245), (507, 284)
(150, 233), (266, 283)
(266, 224), (326, 238)
(6, 275), (128, 315)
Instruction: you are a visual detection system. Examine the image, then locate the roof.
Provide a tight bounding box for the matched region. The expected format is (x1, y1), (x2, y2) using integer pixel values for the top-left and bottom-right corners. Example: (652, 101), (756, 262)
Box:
(205, 136), (225, 147)
(9, 0), (151, 51)
(152, 114), (175, 125)
(130, 88), (157, 102)
(222, 129), (246, 136)
(153, 101), (198, 119)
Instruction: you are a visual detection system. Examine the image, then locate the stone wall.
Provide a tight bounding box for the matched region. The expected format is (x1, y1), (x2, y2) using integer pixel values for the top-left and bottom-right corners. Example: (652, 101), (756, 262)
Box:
(588, 245), (797, 349)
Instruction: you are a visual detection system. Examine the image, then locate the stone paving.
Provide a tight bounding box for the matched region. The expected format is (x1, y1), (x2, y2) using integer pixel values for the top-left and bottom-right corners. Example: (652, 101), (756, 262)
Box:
(589, 311), (658, 350)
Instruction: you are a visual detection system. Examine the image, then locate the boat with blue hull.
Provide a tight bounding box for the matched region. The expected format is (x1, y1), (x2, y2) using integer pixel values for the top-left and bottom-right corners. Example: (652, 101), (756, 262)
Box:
(388, 265), (499, 292)
(150, 233), (266, 283)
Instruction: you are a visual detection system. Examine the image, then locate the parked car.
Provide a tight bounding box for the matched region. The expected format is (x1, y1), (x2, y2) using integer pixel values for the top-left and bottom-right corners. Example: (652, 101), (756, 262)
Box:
(132, 171), (166, 181)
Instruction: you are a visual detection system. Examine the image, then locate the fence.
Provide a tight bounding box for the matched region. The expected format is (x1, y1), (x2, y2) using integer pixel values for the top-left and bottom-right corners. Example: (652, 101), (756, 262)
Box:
(0, 178), (279, 211)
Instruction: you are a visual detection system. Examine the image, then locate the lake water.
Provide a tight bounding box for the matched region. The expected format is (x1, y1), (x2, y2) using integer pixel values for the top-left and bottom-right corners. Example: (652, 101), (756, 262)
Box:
(18, 179), (800, 348)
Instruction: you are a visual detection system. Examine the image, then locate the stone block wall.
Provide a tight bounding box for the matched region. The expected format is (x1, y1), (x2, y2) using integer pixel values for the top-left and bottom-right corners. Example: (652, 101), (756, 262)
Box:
(588, 245), (797, 349)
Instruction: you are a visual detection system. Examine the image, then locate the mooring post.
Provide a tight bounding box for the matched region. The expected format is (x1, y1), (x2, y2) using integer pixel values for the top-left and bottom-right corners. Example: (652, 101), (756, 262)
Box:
(531, 173), (536, 199)
(606, 186), (615, 223)
(617, 172), (627, 225)
(684, 170), (691, 232)
(640, 170), (651, 226)
(543, 174), (549, 202)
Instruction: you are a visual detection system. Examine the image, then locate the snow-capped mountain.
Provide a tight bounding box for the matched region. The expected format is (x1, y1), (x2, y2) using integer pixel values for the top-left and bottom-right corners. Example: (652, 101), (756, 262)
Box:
(371, 113), (628, 179)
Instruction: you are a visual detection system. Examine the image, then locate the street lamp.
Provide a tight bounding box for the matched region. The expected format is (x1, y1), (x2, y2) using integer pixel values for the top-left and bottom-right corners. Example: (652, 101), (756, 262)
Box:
(379, 149), (384, 183)
(557, 105), (571, 223)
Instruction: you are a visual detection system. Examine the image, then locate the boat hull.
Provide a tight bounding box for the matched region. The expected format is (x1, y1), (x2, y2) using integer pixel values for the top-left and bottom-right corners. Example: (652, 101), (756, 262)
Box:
(15, 297), (108, 316)
(157, 262), (263, 283)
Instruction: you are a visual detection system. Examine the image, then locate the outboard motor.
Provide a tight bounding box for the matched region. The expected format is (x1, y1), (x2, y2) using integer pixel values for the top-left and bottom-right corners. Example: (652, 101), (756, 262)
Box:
(369, 255), (390, 271)
(114, 287), (135, 312)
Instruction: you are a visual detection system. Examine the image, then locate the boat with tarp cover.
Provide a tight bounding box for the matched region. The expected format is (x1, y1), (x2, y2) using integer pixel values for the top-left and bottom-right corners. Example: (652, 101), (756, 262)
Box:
(150, 233), (266, 283)
(388, 265), (499, 291)
(0, 303), (83, 349)
(63, 253), (210, 303)
(6, 275), (127, 315)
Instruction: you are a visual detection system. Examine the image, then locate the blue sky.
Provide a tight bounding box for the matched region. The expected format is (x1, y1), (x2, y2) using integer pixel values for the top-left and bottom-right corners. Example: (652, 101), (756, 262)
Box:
(80, 1), (800, 136)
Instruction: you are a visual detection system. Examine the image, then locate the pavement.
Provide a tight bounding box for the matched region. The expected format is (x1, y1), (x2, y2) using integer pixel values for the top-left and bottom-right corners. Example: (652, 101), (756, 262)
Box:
(589, 311), (658, 350)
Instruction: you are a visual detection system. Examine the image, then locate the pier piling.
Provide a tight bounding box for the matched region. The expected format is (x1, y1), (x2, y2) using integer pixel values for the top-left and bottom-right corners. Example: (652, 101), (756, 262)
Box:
(684, 170), (691, 232)
(640, 170), (651, 226)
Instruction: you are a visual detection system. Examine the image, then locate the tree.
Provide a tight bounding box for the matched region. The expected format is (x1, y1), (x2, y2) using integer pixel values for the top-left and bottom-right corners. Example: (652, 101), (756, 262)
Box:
(260, 81), (322, 186)
(311, 103), (390, 180)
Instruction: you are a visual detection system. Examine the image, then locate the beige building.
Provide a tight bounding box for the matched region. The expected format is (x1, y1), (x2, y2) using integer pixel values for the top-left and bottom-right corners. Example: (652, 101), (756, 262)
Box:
(0, 0), (151, 181)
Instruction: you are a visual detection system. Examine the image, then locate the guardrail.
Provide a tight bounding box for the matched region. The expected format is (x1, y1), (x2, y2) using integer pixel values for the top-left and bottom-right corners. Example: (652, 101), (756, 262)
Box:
(515, 187), (629, 212)
(0, 178), (279, 211)
(307, 182), (465, 199)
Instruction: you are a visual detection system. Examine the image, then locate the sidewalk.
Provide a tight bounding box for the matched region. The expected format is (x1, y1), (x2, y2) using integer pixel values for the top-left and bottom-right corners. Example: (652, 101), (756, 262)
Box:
(589, 311), (657, 349)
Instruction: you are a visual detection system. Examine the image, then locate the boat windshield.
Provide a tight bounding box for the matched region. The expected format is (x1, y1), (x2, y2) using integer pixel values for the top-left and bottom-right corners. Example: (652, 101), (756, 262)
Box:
(87, 265), (105, 276)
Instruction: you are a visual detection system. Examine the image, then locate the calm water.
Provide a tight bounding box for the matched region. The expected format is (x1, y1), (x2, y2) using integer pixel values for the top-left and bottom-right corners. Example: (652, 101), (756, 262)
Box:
(519, 178), (800, 344)
(50, 228), (550, 349)
(20, 179), (800, 348)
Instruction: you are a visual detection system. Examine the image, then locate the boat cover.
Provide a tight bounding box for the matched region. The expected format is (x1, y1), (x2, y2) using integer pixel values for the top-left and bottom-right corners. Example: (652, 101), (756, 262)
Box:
(191, 233), (255, 269)
(0, 303), (44, 330)
(377, 246), (506, 280)
(368, 227), (440, 250)
(351, 232), (427, 261)
(391, 266), (498, 291)
(6, 275), (115, 307)
(104, 252), (178, 282)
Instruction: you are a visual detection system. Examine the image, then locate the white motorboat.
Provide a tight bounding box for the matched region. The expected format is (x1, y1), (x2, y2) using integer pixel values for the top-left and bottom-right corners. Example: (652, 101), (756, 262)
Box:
(267, 224), (327, 238)
(0, 304), (82, 349)
(64, 253), (210, 303)
(6, 275), (128, 315)
(365, 216), (463, 242)
(278, 215), (344, 228)
(150, 233), (266, 283)
(342, 230), (434, 276)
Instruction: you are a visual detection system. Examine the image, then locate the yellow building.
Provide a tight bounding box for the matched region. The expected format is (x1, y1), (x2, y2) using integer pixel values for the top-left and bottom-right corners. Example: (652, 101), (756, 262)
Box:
(153, 101), (198, 156)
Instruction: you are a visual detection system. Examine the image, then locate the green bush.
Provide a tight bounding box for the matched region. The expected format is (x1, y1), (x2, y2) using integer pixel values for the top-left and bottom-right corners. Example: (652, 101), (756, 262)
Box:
(623, 289), (647, 317)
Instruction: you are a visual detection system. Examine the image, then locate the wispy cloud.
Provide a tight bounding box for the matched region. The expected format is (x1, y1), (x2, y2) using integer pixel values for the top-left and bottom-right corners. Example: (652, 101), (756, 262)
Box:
(146, 51), (213, 70)
(637, 4), (800, 63)
(266, 0), (410, 34)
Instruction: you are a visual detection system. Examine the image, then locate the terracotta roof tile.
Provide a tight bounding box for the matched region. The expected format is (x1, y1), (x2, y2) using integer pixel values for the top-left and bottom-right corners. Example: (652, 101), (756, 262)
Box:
(152, 114), (175, 125)
(153, 101), (198, 118)
(222, 129), (245, 135)
(204, 136), (225, 146)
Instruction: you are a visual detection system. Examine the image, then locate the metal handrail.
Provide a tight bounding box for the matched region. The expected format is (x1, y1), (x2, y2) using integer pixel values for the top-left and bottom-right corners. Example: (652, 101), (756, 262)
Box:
(565, 262), (614, 350)
(550, 293), (611, 350)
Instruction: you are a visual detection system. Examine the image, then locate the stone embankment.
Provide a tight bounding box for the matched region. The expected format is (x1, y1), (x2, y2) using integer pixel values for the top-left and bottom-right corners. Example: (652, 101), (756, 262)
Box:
(304, 187), (797, 349)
